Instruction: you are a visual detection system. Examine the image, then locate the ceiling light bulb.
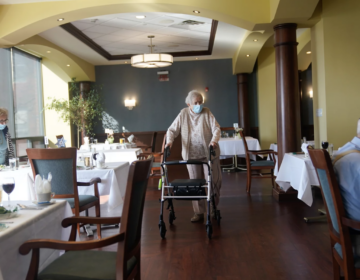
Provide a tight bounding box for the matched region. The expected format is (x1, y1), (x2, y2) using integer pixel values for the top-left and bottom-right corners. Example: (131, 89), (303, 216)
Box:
(47, 51), (51, 53)
(193, 10), (200, 14)
(253, 39), (258, 42)
(57, 18), (64, 22)
(196, 58), (198, 60)
(125, 61), (128, 64)
(306, 51), (311, 54)
(136, 15), (146, 19)
(67, 64), (70, 67)
(246, 54), (250, 57)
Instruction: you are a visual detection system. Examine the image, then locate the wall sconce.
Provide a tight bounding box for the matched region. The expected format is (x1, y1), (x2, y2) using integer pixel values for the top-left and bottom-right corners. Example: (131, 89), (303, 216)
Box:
(309, 90), (313, 98)
(124, 99), (136, 110)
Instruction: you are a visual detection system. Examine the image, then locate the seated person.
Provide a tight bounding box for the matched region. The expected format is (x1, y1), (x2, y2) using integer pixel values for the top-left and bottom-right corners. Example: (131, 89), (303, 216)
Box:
(0, 107), (14, 166)
(333, 119), (360, 222)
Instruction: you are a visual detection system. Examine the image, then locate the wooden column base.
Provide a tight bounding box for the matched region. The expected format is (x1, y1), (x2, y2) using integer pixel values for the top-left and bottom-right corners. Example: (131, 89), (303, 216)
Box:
(272, 184), (298, 202)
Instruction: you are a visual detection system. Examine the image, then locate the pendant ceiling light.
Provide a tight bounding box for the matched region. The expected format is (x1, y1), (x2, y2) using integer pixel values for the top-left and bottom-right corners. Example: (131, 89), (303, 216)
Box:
(131, 36), (173, 68)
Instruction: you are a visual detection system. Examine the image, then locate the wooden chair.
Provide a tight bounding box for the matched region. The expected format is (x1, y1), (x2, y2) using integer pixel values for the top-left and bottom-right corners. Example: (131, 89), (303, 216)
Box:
(19, 158), (153, 280)
(308, 149), (360, 280)
(137, 134), (166, 179)
(239, 130), (276, 193)
(26, 148), (102, 239)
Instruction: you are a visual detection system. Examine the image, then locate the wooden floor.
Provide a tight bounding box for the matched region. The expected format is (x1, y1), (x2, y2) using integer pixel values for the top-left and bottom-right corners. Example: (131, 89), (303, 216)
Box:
(82, 170), (333, 280)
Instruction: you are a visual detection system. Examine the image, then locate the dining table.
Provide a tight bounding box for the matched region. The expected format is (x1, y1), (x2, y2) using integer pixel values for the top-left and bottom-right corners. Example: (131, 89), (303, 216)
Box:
(275, 153), (319, 207)
(0, 162), (129, 212)
(0, 200), (72, 280)
(77, 148), (142, 164)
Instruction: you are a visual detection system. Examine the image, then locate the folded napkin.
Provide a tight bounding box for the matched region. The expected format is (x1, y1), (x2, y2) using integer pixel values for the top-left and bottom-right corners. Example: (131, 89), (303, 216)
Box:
(301, 143), (310, 156)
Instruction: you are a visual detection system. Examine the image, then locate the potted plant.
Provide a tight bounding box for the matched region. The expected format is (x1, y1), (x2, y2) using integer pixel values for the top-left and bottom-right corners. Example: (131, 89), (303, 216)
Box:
(105, 129), (114, 144)
(234, 127), (243, 139)
(45, 78), (104, 147)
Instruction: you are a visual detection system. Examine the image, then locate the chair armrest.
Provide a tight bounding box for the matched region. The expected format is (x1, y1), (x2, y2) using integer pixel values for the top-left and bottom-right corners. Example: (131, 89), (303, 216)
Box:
(19, 232), (124, 255)
(248, 149), (274, 153)
(248, 150), (275, 155)
(77, 177), (101, 186)
(342, 217), (360, 230)
(62, 216), (121, 227)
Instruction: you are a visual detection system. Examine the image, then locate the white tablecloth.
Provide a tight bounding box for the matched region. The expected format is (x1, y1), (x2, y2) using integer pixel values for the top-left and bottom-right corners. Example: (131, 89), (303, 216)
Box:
(218, 137), (261, 160)
(80, 143), (136, 151)
(77, 162), (129, 210)
(0, 200), (72, 280)
(1, 162), (129, 211)
(77, 148), (142, 164)
(275, 153), (319, 206)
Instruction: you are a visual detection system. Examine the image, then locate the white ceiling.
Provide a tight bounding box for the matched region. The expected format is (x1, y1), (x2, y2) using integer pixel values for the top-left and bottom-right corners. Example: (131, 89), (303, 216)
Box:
(39, 12), (248, 65)
(72, 13), (212, 55)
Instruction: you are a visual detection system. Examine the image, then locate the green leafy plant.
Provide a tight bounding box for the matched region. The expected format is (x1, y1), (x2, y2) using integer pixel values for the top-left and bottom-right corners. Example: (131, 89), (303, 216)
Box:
(45, 78), (104, 137)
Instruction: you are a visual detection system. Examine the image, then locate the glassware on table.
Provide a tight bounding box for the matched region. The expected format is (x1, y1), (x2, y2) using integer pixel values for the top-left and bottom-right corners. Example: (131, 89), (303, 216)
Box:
(9, 158), (16, 171)
(302, 137), (307, 144)
(0, 185), (2, 206)
(1, 177), (15, 207)
(15, 157), (19, 169)
(321, 141), (329, 149)
(328, 143), (334, 156)
(84, 157), (91, 167)
(94, 139), (98, 145)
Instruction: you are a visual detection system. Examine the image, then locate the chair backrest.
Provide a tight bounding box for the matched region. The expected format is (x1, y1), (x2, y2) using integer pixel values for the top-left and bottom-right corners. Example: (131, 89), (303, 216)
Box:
(117, 158), (152, 277)
(308, 149), (354, 268)
(26, 148), (78, 198)
(239, 130), (250, 164)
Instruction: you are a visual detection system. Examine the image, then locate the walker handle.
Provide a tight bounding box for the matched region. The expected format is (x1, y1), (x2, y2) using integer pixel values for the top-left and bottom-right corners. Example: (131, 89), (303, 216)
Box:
(209, 145), (216, 160)
(164, 146), (171, 162)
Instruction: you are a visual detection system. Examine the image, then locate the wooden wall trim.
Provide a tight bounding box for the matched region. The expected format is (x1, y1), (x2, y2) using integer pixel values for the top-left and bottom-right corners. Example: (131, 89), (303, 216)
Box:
(61, 20), (218, 61)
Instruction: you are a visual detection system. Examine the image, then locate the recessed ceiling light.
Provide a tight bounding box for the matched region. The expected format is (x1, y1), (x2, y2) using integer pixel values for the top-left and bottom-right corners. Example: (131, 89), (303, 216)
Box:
(57, 18), (64, 22)
(67, 64), (70, 67)
(253, 39), (258, 42)
(47, 51), (51, 53)
(246, 54), (250, 57)
(136, 15), (146, 19)
(193, 10), (200, 14)
(196, 58), (198, 60)
(306, 51), (311, 54)
(125, 61), (128, 64)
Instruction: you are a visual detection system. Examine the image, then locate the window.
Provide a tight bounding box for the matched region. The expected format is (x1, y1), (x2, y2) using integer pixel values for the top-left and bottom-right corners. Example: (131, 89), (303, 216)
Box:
(0, 48), (45, 157)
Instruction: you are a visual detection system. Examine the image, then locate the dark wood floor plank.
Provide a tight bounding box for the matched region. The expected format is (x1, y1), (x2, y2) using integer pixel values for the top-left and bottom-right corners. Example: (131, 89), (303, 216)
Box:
(81, 171), (332, 279)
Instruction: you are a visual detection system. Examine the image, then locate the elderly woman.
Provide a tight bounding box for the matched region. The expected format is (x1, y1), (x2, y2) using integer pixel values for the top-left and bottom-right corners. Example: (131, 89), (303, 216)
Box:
(0, 108), (14, 166)
(166, 90), (222, 222)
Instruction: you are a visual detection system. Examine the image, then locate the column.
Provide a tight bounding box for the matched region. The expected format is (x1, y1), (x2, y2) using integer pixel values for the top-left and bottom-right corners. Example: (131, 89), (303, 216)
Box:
(274, 23), (301, 166)
(273, 23), (301, 201)
(237, 73), (250, 136)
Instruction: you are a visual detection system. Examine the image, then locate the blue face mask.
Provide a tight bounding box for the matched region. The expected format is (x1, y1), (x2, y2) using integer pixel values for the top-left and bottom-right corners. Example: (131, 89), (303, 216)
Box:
(192, 104), (203, 114)
(0, 124), (6, 130)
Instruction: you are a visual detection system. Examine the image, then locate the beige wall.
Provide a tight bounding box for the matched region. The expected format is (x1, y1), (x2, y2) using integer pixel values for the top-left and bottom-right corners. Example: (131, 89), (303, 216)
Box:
(312, 0), (360, 149)
(257, 47), (277, 149)
(42, 58), (72, 147)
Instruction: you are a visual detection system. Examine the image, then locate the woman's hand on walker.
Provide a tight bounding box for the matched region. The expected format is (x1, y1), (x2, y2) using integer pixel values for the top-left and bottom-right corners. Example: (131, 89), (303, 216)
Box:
(165, 143), (172, 149)
(209, 142), (218, 149)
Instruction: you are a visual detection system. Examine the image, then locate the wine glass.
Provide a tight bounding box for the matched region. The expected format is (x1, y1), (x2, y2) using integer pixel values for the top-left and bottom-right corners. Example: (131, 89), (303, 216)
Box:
(2, 177), (15, 207)
(321, 141), (329, 149)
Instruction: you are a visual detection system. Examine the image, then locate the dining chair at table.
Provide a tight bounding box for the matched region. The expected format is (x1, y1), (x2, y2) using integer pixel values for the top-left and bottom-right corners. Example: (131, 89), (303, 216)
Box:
(137, 133), (166, 179)
(19, 158), (153, 280)
(239, 130), (277, 193)
(309, 149), (360, 280)
(26, 148), (102, 239)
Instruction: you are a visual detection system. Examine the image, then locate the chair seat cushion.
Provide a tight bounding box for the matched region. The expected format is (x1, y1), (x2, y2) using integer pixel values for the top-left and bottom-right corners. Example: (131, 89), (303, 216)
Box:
(63, 195), (99, 209)
(250, 160), (275, 167)
(38, 251), (137, 280)
(152, 162), (161, 168)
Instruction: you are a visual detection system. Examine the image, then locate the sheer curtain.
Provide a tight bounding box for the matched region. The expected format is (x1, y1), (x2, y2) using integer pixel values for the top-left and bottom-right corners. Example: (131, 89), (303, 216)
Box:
(0, 48), (15, 136)
(12, 48), (44, 138)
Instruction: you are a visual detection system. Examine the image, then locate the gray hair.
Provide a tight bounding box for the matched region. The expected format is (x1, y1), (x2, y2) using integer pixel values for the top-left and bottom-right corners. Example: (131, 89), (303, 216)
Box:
(185, 90), (203, 105)
(357, 119), (360, 135)
(0, 107), (8, 118)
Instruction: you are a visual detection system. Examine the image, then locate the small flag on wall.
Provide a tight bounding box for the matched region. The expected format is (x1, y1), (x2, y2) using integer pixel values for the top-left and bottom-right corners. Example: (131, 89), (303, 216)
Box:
(158, 71), (169, 82)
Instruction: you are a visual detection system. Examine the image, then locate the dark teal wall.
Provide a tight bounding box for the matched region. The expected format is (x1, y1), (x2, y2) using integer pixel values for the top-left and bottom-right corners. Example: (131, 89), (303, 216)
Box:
(94, 59), (258, 133)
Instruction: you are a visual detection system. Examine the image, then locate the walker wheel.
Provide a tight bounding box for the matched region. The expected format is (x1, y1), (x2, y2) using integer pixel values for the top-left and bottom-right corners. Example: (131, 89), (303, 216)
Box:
(159, 221), (166, 239)
(169, 211), (175, 225)
(206, 225), (212, 239)
(216, 210), (221, 226)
